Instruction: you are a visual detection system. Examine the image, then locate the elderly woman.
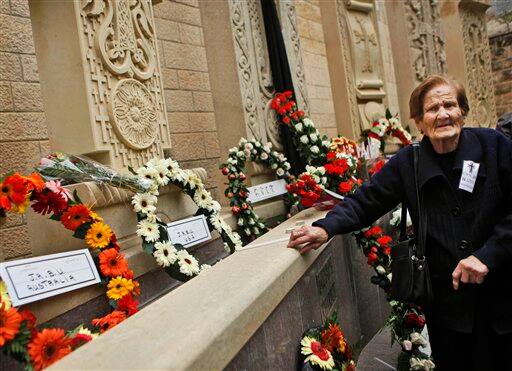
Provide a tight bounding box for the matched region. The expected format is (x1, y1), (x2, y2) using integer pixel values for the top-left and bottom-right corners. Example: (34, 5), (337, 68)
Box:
(287, 75), (512, 369)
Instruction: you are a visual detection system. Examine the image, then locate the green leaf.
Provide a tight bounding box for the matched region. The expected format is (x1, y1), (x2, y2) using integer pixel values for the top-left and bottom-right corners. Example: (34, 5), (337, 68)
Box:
(73, 222), (92, 239)
(72, 189), (83, 204)
(142, 241), (155, 255)
(127, 166), (137, 175)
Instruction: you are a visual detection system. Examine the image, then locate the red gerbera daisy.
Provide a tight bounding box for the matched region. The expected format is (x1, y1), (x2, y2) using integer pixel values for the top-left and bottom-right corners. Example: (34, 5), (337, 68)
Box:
(0, 173), (29, 211)
(117, 294), (139, 316)
(31, 190), (68, 215)
(60, 204), (91, 231)
(28, 328), (72, 371)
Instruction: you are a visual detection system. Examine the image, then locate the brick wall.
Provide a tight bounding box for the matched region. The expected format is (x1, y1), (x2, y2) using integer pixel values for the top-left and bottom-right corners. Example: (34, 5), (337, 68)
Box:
(489, 32), (512, 117)
(154, 0), (221, 199)
(295, 0), (338, 139)
(0, 0), (49, 261)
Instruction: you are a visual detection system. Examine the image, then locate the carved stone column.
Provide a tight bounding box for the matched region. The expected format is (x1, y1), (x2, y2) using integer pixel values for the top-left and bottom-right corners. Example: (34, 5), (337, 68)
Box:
(386, 0), (447, 132)
(29, 0), (171, 171)
(439, 0), (497, 128)
(320, 0), (389, 138)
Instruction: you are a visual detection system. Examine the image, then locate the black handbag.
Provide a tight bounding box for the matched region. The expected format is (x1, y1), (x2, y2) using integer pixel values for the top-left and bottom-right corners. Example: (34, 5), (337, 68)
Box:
(390, 142), (433, 305)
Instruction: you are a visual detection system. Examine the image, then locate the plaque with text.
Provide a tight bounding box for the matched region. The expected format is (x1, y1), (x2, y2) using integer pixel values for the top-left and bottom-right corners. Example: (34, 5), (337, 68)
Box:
(166, 215), (212, 248)
(247, 179), (287, 203)
(0, 249), (101, 307)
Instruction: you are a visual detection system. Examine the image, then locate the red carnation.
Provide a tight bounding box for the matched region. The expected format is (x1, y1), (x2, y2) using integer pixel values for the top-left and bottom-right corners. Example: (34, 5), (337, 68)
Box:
(367, 252), (378, 265)
(338, 180), (354, 194)
(282, 116), (291, 124)
(364, 226), (383, 238)
(377, 235), (392, 246)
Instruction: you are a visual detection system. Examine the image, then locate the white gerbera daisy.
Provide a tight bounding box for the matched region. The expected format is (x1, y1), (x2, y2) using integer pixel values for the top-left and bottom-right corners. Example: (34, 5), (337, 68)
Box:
(223, 242), (230, 253)
(200, 264), (212, 272)
(194, 189), (213, 209)
(146, 213), (158, 223)
(176, 250), (200, 276)
(186, 171), (203, 190)
(210, 214), (223, 231)
(132, 193), (157, 214)
(172, 169), (189, 184)
(208, 200), (221, 212)
(154, 165), (170, 186)
(136, 220), (160, 242)
(153, 241), (177, 267)
(137, 166), (159, 184)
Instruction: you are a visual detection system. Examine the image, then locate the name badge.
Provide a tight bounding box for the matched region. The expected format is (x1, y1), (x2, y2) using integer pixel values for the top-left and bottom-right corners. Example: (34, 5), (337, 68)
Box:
(458, 160), (480, 193)
(0, 249), (100, 307)
(166, 215), (212, 248)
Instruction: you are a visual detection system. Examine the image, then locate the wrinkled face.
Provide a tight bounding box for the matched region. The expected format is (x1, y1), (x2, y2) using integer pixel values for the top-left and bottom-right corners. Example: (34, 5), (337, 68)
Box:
(416, 84), (464, 144)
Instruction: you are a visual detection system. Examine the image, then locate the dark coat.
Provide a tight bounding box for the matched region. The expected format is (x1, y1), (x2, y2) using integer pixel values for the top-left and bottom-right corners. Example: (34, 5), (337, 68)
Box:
(313, 128), (512, 334)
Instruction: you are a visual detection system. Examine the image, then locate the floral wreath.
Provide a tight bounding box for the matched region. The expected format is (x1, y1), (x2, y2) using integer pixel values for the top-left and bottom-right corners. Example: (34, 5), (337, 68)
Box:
(300, 313), (356, 371)
(132, 157), (243, 281)
(219, 138), (297, 239)
(271, 91), (330, 166)
(361, 109), (412, 153)
(0, 170), (140, 370)
(272, 92), (434, 370)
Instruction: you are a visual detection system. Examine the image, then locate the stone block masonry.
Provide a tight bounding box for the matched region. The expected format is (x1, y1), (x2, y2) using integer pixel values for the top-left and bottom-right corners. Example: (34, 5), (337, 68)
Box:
(489, 32), (512, 117)
(154, 0), (221, 197)
(0, 0), (49, 261)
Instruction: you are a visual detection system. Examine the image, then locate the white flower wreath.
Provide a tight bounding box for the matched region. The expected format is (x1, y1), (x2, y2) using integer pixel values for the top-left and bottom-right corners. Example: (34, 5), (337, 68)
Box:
(220, 138), (298, 240)
(132, 158), (242, 281)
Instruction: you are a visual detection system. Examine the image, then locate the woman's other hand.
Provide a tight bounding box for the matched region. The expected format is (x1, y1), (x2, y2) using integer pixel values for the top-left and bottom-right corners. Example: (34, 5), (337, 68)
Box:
(287, 226), (329, 254)
(452, 255), (489, 290)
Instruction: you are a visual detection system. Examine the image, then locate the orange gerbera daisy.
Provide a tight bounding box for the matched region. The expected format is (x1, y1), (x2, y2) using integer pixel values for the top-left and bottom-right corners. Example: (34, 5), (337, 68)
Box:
(321, 323), (344, 353)
(99, 248), (129, 277)
(92, 310), (127, 333)
(28, 328), (72, 371)
(0, 302), (22, 346)
(85, 221), (112, 249)
(60, 204), (91, 231)
(23, 172), (45, 192)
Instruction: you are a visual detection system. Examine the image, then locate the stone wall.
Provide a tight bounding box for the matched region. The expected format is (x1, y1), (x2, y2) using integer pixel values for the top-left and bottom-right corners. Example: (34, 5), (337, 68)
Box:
(295, 0), (338, 138)
(490, 32), (512, 117)
(0, 0), (48, 261)
(154, 0), (222, 199)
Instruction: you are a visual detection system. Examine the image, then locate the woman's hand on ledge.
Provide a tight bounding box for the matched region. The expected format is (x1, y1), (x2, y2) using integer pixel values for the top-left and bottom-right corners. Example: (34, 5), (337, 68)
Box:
(287, 226), (329, 255)
(452, 255), (489, 290)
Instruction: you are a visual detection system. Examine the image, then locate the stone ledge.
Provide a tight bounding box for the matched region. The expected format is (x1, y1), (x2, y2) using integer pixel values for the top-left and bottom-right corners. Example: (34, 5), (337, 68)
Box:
(51, 209), (329, 370)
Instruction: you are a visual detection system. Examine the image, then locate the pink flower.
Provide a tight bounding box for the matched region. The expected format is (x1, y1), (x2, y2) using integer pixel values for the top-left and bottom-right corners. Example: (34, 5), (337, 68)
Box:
(45, 180), (72, 201)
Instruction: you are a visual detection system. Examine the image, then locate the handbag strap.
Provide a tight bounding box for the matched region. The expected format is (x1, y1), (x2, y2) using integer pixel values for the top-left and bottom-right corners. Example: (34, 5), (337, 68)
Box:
(412, 142), (427, 259)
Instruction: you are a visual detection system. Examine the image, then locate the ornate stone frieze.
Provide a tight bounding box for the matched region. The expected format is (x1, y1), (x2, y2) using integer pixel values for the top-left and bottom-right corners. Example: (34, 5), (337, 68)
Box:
(279, 0), (310, 116)
(79, 0), (170, 170)
(228, 0), (310, 155)
(460, 6), (497, 128)
(404, 0), (446, 84)
(335, 0), (387, 135)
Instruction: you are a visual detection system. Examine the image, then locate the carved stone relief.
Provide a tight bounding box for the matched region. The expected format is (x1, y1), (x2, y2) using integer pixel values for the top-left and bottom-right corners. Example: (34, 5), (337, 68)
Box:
(79, 0), (170, 170)
(228, 0), (310, 156)
(279, 0), (310, 116)
(404, 0), (446, 84)
(460, 7), (497, 128)
(336, 0), (387, 135)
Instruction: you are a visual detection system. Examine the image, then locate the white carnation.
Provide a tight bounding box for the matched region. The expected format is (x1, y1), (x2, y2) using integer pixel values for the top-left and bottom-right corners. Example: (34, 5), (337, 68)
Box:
(300, 135), (309, 144)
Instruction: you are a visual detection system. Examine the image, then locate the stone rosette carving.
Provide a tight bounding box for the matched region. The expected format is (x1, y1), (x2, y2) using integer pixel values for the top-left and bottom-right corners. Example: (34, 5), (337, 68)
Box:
(110, 79), (158, 150)
(76, 0), (169, 170)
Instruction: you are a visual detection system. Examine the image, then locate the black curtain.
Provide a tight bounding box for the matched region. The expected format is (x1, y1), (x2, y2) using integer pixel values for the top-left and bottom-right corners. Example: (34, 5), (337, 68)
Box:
(260, 0), (306, 175)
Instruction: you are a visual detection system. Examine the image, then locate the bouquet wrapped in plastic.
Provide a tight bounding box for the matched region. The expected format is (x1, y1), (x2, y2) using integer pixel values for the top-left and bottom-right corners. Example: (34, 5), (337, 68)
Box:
(37, 153), (152, 193)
